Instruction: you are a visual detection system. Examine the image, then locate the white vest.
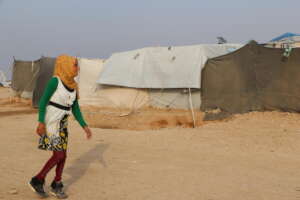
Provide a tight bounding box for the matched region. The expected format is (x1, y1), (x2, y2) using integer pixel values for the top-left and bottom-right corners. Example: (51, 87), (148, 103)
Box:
(49, 76), (76, 107)
(45, 77), (77, 136)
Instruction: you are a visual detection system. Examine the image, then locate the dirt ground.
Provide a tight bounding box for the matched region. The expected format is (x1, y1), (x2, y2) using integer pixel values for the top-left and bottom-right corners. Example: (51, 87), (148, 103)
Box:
(82, 106), (204, 130)
(1, 87), (300, 200)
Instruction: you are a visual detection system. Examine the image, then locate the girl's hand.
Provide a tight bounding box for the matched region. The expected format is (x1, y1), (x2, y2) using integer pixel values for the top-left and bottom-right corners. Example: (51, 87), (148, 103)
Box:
(83, 126), (92, 139)
(36, 122), (46, 136)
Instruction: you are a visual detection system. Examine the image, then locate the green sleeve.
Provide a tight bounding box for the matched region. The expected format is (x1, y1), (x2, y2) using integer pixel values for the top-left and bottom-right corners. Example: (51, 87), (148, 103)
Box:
(38, 77), (58, 123)
(72, 99), (88, 127)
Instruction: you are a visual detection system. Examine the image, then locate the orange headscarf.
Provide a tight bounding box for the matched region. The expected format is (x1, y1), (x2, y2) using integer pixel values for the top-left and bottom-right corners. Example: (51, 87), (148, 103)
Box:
(54, 54), (78, 90)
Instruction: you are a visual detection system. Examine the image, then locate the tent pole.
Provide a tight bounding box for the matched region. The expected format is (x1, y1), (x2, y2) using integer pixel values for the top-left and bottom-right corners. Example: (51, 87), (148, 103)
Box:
(188, 88), (196, 128)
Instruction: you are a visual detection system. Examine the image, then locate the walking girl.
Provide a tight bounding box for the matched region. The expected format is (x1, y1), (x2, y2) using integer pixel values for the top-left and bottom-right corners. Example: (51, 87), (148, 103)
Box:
(29, 55), (92, 198)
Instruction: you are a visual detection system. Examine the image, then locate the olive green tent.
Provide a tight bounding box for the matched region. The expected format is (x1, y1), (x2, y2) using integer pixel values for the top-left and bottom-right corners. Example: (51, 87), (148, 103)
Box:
(201, 41), (300, 120)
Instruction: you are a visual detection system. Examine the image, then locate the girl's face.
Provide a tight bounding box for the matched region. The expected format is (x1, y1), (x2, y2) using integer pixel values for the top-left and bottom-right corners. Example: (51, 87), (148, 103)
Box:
(73, 60), (79, 76)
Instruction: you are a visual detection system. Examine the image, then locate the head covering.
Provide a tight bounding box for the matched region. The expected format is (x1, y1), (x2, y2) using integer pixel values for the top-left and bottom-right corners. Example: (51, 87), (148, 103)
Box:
(54, 54), (78, 89)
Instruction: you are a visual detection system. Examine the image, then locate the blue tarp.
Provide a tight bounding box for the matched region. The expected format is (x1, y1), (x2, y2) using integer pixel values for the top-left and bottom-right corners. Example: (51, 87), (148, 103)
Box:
(270, 32), (300, 42)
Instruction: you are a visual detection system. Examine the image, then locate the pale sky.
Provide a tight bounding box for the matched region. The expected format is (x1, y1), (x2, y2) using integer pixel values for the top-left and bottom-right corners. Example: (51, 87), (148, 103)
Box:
(0, 0), (299, 77)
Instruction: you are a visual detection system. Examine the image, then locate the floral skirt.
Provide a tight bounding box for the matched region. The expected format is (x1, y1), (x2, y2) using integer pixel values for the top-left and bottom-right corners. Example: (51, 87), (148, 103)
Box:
(38, 114), (69, 151)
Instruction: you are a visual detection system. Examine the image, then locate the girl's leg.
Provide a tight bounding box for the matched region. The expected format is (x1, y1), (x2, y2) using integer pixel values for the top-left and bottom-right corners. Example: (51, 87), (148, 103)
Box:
(50, 151), (68, 199)
(36, 151), (66, 181)
(54, 151), (67, 182)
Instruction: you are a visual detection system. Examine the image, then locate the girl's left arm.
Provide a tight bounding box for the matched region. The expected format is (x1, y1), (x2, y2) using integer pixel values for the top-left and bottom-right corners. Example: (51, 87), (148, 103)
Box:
(72, 100), (92, 139)
(71, 99), (88, 127)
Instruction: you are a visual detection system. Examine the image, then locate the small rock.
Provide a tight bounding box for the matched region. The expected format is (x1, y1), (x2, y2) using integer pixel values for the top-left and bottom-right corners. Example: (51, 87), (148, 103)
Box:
(8, 189), (18, 195)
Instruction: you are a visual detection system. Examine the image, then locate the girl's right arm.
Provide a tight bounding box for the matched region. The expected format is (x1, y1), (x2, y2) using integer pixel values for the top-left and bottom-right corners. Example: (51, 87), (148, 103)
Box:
(38, 77), (58, 123)
(36, 77), (58, 135)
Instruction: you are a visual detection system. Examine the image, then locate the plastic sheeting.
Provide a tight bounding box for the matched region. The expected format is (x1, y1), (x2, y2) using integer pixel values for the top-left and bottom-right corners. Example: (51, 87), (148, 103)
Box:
(97, 44), (242, 89)
(270, 32), (300, 42)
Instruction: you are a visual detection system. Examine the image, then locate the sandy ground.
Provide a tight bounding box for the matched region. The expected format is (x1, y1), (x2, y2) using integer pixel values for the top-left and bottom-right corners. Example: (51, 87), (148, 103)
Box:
(82, 106), (204, 130)
(1, 87), (300, 200)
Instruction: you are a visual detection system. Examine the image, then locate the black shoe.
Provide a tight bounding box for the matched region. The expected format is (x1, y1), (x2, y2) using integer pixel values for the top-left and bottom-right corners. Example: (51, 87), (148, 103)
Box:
(29, 177), (48, 198)
(50, 181), (68, 199)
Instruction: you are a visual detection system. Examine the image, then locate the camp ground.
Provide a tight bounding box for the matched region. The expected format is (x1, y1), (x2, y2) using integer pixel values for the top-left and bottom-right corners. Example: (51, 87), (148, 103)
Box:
(2, 40), (300, 200)
(2, 1), (300, 199)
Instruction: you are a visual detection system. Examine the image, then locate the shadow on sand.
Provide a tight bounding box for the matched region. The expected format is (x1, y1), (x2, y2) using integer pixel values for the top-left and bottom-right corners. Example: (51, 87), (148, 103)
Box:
(64, 143), (109, 189)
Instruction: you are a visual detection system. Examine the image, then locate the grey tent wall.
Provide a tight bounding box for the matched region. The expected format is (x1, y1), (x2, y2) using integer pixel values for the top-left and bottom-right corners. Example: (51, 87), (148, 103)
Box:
(32, 57), (56, 108)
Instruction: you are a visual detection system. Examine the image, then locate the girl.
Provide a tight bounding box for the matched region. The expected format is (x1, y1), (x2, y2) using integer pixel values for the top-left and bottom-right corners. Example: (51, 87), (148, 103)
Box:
(29, 55), (92, 199)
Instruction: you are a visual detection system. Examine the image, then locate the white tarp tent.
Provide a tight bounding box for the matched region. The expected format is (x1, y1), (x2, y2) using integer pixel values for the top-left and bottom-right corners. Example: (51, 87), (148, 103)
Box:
(0, 70), (10, 87)
(78, 58), (149, 108)
(97, 44), (242, 89)
(0, 70), (7, 82)
(77, 58), (104, 105)
(78, 58), (150, 108)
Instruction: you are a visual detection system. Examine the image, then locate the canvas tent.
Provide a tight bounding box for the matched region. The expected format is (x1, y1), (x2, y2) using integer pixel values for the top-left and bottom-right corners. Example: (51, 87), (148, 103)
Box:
(147, 88), (201, 110)
(96, 44), (242, 110)
(77, 58), (105, 105)
(0, 70), (9, 87)
(11, 59), (41, 99)
(11, 57), (56, 106)
(12, 56), (105, 107)
(98, 44), (242, 89)
(201, 41), (300, 120)
(0, 70), (6, 82)
(77, 58), (151, 109)
(32, 57), (56, 107)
